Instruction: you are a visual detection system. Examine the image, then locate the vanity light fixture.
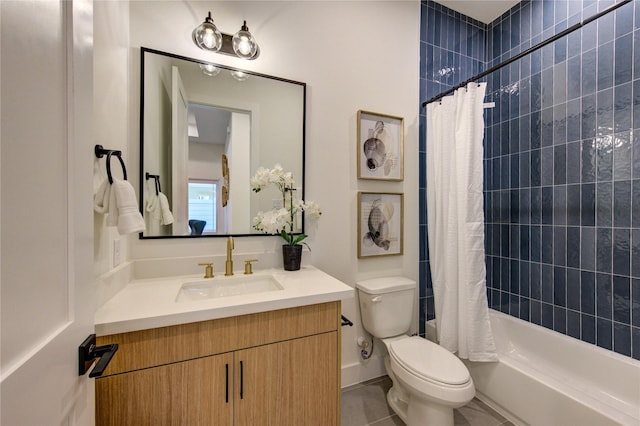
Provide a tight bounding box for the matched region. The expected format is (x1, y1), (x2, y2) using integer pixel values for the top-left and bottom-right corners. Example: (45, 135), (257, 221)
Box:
(192, 11), (260, 60)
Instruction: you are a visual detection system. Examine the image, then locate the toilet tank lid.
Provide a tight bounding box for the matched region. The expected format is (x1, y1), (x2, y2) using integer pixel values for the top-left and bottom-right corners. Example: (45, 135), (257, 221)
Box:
(356, 276), (416, 294)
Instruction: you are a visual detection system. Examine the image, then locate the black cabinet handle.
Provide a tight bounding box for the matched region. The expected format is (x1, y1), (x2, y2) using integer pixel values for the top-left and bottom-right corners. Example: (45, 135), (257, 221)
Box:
(225, 363), (229, 403)
(239, 360), (244, 399)
(78, 334), (119, 378)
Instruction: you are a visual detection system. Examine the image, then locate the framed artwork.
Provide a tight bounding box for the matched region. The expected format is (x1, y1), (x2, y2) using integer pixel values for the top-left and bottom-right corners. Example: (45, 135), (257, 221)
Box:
(357, 110), (404, 181)
(357, 192), (404, 258)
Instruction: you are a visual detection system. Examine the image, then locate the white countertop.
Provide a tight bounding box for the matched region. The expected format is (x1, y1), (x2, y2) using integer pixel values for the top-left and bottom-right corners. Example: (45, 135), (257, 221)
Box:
(94, 265), (354, 336)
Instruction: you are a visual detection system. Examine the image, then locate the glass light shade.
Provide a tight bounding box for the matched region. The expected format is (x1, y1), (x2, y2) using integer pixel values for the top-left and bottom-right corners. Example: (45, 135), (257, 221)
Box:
(192, 12), (222, 51)
(230, 70), (249, 81)
(199, 63), (220, 76)
(232, 21), (258, 59)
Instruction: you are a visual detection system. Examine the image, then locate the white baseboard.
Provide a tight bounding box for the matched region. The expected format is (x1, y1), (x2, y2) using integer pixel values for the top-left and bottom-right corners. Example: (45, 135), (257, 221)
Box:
(341, 356), (387, 388)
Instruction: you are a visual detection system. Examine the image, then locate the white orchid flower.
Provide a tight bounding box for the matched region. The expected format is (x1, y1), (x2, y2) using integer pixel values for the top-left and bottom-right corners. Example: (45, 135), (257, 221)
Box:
(251, 164), (321, 246)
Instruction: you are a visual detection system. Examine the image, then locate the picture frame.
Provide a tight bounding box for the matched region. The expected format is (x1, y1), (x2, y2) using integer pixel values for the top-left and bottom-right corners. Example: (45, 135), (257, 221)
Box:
(357, 110), (404, 181)
(357, 192), (404, 258)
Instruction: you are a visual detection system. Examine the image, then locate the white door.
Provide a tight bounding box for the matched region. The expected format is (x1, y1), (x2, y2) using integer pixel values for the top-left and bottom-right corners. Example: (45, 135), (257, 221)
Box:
(1, 0), (96, 424)
(171, 66), (189, 235)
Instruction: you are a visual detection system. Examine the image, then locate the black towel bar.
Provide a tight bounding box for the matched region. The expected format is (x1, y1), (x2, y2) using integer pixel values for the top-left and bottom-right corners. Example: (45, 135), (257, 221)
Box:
(95, 144), (127, 184)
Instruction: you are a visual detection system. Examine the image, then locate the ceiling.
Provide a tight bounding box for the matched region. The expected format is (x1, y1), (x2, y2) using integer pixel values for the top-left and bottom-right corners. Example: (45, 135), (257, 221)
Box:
(188, 104), (231, 145)
(436, 0), (520, 24)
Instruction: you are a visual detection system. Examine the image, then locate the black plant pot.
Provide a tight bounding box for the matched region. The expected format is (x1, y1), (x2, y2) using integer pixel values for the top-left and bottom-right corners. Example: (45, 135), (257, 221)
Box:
(282, 244), (303, 271)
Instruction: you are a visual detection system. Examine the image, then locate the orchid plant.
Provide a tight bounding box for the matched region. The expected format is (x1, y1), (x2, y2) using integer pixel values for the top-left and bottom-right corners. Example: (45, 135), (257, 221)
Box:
(251, 164), (321, 247)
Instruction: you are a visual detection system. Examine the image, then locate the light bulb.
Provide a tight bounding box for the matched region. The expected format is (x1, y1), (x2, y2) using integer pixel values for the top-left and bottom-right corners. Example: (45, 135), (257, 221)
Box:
(192, 12), (222, 51)
(230, 70), (249, 81)
(232, 21), (258, 59)
(199, 63), (220, 76)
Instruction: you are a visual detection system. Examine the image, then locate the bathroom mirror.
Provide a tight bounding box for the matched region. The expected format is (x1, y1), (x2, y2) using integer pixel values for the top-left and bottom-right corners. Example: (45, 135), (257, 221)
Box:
(140, 48), (306, 238)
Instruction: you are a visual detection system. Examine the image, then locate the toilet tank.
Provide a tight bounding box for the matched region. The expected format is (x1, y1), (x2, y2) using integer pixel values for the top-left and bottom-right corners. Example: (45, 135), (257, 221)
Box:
(356, 276), (416, 338)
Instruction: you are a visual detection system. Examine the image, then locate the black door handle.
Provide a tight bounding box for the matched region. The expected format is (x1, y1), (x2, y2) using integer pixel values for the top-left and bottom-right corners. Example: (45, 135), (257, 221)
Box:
(78, 334), (119, 378)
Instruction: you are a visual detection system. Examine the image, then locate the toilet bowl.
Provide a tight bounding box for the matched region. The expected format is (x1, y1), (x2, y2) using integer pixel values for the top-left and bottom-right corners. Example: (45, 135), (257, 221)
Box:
(356, 277), (475, 426)
(385, 336), (475, 425)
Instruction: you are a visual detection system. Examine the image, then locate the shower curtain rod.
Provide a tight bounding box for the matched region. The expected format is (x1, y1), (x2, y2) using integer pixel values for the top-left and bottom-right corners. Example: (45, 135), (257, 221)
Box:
(421, 0), (632, 107)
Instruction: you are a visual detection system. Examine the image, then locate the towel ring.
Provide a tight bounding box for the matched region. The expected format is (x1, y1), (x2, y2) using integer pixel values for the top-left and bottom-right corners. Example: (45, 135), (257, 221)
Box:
(145, 172), (161, 195)
(106, 151), (127, 184)
(95, 145), (127, 184)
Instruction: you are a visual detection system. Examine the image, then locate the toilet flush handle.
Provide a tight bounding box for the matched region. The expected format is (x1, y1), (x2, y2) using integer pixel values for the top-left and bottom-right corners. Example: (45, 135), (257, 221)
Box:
(371, 296), (382, 303)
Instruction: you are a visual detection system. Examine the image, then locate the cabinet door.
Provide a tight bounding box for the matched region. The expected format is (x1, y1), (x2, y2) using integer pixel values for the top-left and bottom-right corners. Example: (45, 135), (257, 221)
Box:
(96, 352), (234, 426)
(235, 332), (338, 426)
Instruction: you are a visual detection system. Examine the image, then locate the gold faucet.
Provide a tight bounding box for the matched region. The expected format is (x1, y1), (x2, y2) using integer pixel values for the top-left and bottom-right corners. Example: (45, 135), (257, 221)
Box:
(225, 236), (234, 276)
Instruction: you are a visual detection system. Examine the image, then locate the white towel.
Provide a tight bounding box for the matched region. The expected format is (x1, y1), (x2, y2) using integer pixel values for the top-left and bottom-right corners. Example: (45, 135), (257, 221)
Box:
(107, 179), (146, 235)
(93, 179), (110, 214)
(145, 180), (160, 218)
(158, 192), (174, 225)
(145, 180), (174, 225)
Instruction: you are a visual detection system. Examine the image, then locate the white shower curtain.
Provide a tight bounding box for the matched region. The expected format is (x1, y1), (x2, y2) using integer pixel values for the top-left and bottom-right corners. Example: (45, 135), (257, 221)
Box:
(426, 82), (497, 362)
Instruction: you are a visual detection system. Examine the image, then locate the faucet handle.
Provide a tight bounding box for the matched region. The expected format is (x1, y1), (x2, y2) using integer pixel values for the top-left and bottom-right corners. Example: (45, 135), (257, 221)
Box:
(198, 262), (214, 279)
(244, 259), (258, 275)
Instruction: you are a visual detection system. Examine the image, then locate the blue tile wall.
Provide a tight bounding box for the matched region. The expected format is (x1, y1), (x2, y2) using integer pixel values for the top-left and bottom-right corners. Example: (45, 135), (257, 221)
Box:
(420, 0), (640, 361)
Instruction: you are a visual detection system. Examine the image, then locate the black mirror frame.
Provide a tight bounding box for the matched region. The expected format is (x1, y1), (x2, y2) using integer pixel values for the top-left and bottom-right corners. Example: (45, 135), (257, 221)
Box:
(138, 47), (306, 239)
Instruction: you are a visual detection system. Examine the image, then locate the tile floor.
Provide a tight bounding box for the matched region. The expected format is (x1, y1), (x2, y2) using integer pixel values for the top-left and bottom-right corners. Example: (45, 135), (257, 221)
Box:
(341, 376), (514, 426)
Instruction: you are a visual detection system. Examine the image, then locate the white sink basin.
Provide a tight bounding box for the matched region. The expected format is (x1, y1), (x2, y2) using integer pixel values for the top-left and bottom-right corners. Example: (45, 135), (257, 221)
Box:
(176, 274), (283, 302)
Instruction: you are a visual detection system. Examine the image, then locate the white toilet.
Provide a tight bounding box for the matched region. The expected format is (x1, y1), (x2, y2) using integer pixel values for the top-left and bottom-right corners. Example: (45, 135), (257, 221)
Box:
(356, 276), (475, 426)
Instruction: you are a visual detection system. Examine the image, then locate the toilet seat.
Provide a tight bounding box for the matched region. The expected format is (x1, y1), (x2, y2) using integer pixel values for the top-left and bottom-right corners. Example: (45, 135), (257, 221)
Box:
(388, 336), (471, 386)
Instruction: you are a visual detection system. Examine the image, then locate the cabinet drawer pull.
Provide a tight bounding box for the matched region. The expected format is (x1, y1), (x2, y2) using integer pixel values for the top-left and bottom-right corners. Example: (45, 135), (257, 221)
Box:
(240, 360), (244, 400)
(225, 363), (229, 403)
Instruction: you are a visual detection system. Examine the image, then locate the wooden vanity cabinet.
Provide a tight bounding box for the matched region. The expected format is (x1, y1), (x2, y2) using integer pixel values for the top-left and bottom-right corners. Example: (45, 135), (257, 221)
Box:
(96, 352), (234, 425)
(234, 332), (337, 425)
(95, 302), (340, 426)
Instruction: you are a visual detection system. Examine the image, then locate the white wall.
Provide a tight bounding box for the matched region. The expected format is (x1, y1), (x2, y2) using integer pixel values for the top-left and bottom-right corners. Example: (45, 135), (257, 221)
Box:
(95, 0), (420, 386)
(93, 0), (130, 279)
(189, 141), (223, 180)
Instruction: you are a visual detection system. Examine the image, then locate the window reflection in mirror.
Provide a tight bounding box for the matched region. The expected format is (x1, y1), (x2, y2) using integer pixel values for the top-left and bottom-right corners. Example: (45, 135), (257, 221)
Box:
(140, 48), (306, 239)
(188, 180), (218, 235)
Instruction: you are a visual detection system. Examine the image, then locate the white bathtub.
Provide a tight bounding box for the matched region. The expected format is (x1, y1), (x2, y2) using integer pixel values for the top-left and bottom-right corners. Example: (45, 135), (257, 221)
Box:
(460, 310), (640, 426)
